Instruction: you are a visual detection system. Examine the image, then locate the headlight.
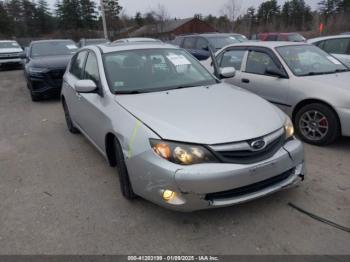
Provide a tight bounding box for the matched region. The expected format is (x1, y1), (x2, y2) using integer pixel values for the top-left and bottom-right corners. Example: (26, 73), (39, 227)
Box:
(150, 139), (218, 165)
(284, 117), (294, 139)
(29, 67), (47, 75)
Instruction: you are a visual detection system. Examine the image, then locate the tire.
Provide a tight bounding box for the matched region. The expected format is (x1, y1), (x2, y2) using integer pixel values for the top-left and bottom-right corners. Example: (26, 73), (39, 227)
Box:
(294, 103), (340, 146)
(62, 100), (80, 134)
(113, 138), (137, 199)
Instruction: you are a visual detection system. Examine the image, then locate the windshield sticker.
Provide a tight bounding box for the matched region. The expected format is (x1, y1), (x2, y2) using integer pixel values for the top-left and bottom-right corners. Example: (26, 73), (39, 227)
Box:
(327, 56), (341, 65)
(114, 81), (124, 87)
(167, 54), (191, 66)
(66, 44), (77, 50)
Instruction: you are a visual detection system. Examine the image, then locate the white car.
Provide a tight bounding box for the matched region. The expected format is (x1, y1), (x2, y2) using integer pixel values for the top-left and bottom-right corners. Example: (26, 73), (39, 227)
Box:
(308, 35), (350, 67)
(0, 40), (24, 68)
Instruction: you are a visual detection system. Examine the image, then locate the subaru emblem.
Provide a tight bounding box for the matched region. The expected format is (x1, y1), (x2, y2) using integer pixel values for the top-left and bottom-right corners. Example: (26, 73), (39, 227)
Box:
(250, 139), (266, 151)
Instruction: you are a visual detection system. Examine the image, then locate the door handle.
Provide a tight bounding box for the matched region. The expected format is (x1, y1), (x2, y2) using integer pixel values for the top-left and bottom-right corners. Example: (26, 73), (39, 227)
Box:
(242, 78), (250, 83)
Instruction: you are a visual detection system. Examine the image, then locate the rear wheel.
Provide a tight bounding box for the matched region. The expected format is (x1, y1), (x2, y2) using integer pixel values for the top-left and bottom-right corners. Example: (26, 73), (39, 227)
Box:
(113, 138), (137, 199)
(295, 103), (340, 146)
(62, 100), (79, 134)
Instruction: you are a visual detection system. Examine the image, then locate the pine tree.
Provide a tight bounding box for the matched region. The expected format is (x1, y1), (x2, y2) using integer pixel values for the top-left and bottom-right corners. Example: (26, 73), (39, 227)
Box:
(81, 0), (97, 29)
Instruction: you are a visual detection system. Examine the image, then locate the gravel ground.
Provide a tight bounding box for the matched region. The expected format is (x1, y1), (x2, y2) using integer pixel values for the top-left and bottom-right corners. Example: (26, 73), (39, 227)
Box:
(0, 69), (349, 254)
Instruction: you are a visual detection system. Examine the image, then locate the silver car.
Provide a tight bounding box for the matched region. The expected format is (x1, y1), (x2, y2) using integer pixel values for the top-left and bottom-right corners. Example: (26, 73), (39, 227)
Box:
(61, 42), (305, 211)
(308, 35), (350, 67)
(203, 42), (350, 145)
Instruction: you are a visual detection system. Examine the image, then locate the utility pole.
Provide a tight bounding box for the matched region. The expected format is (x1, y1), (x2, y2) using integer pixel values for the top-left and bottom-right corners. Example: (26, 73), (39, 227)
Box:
(100, 0), (108, 39)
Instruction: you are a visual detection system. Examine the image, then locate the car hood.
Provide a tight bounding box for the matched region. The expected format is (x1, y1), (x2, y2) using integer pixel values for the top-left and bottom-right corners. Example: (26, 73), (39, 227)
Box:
(115, 83), (285, 145)
(301, 71), (350, 92)
(0, 48), (23, 53)
(29, 55), (72, 69)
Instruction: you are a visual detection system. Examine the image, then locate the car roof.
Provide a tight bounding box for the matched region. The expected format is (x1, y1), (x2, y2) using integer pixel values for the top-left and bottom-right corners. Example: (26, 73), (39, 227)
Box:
(30, 39), (75, 44)
(308, 34), (350, 43)
(113, 37), (161, 43)
(0, 40), (18, 43)
(97, 42), (178, 53)
(225, 41), (309, 48)
(178, 33), (244, 38)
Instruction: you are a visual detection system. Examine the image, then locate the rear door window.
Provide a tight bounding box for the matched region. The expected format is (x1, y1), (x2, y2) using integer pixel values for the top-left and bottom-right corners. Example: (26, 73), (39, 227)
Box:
(196, 37), (209, 50)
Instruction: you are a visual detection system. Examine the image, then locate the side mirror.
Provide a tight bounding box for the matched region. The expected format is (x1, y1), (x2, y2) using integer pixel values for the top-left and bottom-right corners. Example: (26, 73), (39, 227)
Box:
(219, 67), (236, 79)
(75, 80), (97, 93)
(265, 67), (286, 78)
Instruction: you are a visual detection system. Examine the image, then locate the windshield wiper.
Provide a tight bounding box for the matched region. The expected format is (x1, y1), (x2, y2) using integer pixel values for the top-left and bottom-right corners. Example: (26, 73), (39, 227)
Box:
(115, 90), (143, 94)
(301, 71), (335, 76)
(334, 68), (349, 73)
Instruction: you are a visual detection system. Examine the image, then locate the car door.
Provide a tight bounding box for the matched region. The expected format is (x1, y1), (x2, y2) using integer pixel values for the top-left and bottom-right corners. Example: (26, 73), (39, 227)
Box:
(64, 50), (88, 124)
(321, 38), (350, 67)
(73, 50), (107, 150)
(194, 37), (210, 60)
(217, 47), (247, 87)
(238, 48), (291, 111)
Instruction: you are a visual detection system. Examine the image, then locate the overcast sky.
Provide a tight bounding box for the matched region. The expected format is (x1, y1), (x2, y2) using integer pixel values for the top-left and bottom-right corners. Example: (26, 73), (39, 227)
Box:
(48, 0), (320, 18)
(117, 0), (320, 18)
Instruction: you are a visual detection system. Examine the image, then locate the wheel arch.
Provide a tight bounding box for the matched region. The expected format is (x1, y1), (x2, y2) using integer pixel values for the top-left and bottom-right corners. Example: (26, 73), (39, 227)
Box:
(292, 98), (342, 130)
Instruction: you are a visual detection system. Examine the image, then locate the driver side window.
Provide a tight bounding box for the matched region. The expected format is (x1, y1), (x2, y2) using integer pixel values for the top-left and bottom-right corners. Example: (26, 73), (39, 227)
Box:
(219, 50), (245, 70)
(245, 51), (279, 76)
(83, 52), (100, 84)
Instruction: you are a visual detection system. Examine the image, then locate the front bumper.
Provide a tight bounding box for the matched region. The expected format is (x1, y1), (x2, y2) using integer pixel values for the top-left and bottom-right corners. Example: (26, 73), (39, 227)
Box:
(27, 72), (64, 97)
(126, 138), (305, 212)
(337, 107), (350, 137)
(0, 58), (23, 66)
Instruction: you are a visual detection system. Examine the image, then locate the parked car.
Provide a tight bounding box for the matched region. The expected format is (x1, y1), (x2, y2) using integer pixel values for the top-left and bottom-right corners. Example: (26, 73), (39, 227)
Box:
(340, 32), (350, 35)
(0, 40), (24, 69)
(251, 33), (306, 42)
(113, 37), (162, 44)
(173, 33), (247, 60)
(23, 39), (78, 101)
(77, 38), (109, 48)
(202, 42), (350, 145)
(61, 41), (305, 211)
(308, 35), (350, 67)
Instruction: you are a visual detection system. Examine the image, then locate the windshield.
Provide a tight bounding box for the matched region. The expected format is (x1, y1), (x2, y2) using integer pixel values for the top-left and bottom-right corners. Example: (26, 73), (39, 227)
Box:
(0, 41), (20, 49)
(104, 49), (216, 94)
(276, 45), (349, 76)
(208, 36), (243, 49)
(85, 39), (108, 45)
(30, 41), (78, 57)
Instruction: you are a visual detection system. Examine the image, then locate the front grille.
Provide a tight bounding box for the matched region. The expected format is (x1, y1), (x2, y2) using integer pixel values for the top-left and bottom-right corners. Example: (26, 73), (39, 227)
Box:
(0, 53), (20, 59)
(210, 129), (285, 164)
(205, 168), (294, 201)
(45, 69), (65, 88)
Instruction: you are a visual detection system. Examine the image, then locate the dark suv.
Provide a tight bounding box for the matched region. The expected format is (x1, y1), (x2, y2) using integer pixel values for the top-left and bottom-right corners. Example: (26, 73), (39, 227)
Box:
(173, 33), (247, 60)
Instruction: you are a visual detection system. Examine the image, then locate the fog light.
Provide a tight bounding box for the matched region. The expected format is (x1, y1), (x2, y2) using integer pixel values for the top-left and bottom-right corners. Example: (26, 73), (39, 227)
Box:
(163, 190), (176, 201)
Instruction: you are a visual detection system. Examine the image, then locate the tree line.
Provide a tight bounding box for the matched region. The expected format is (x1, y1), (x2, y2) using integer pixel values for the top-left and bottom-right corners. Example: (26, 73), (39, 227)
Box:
(0, 0), (349, 40)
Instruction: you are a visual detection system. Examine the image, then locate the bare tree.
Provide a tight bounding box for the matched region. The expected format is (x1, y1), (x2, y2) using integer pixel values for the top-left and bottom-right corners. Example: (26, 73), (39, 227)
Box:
(151, 4), (170, 33)
(220, 0), (241, 32)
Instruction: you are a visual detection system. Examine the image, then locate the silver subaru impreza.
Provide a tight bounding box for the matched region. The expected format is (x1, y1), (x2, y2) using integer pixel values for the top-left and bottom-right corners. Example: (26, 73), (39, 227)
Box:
(61, 41), (305, 211)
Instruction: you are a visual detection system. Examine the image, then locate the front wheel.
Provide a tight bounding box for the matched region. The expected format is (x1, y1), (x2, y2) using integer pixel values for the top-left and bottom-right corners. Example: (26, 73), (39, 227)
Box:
(294, 103), (340, 146)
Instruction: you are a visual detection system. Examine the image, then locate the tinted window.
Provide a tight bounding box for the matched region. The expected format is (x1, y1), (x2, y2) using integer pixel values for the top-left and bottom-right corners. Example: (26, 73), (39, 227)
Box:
(30, 41), (78, 57)
(246, 51), (279, 75)
(207, 36), (240, 49)
(183, 37), (197, 49)
(196, 38), (209, 50)
(219, 50), (245, 70)
(322, 38), (350, 55)
(84, 52), (100, 84)
(70, 51), (88, 79)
